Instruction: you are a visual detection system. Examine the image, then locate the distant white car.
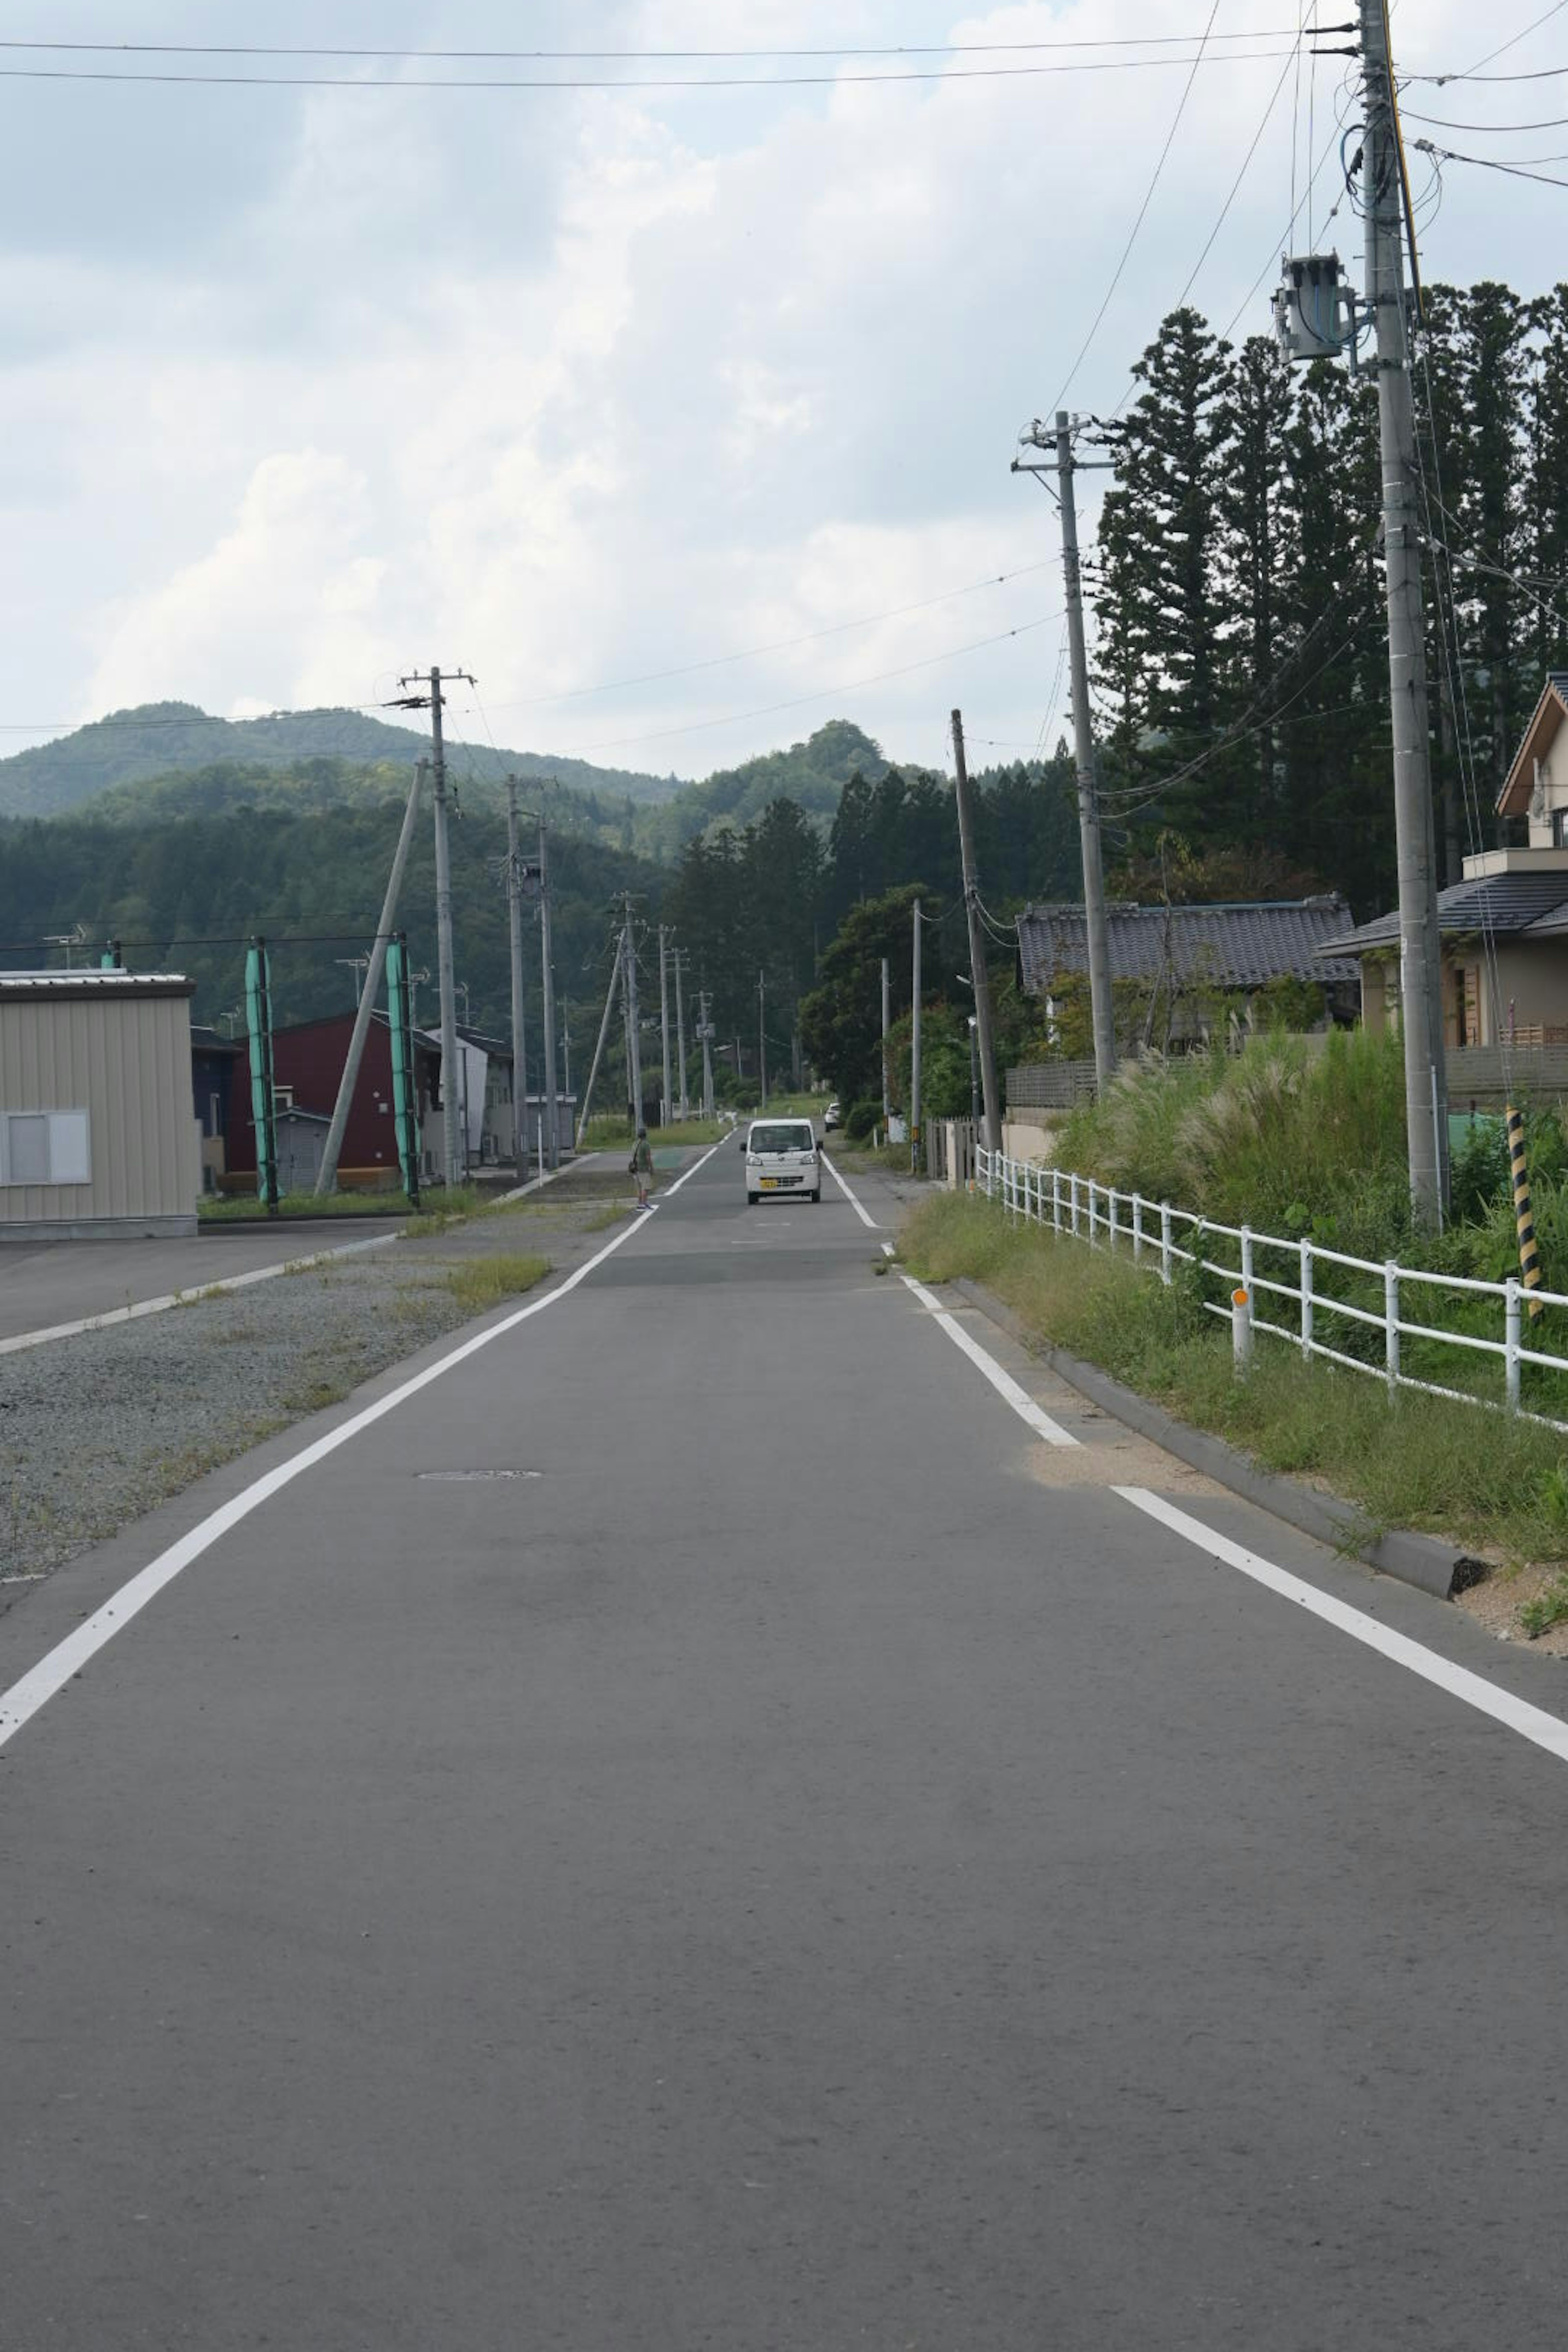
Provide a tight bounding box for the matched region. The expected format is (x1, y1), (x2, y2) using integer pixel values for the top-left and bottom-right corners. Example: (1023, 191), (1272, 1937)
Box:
(744, 1117), (821, 1205)
(824, 1098), (843, 1131)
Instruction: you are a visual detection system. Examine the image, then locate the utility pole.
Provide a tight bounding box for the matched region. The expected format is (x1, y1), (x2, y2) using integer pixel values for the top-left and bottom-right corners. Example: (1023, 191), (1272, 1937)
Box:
(1056, 416), (1116, 1092)
(911, 898), (922, 1174)
(316, 760), (425, 1196)
(576, 922), (626, 1148)
(673, 949), (689, 1119)
(658, 925), (673, 1125)
(698, 990), (716, 1119)
(951, 708), (1002, 1154)
(538, 812), (559, 1171)
(623, 902), (644, 1125)
(757, 970), (767, 1107)
(881, 957), (891, 1127)
(394, 663), (474, 1186)
(1360, 0), (1448, 1223)
(1013, 418), (1116, 1092)
(505, 776), (529, 1174)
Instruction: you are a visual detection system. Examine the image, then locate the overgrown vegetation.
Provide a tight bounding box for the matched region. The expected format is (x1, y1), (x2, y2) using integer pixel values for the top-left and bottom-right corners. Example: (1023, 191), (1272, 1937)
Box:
(1045, 1031), (1568, 1413)
(442, 1252), (550, 1314)
(900, 1193), (1568, 1571)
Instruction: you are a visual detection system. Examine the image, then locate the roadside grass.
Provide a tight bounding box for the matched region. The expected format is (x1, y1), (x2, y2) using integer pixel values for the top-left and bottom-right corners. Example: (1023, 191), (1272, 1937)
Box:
(199, 1185), (488, 1224)
(832, 1142), (909, 1174)
(442, 1251), (550, 1314)
(579, 1116), (730, 1149)
(900, 1192), (1568, 1575)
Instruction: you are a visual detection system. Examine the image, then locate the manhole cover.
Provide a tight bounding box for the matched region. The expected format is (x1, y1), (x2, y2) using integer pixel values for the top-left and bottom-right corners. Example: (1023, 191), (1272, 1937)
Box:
(416, 1468), (541, 1483)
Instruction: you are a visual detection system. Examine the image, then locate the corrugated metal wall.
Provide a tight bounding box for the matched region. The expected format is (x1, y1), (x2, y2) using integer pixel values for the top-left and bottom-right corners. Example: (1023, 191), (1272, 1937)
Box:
(0, 993), (199, 1223)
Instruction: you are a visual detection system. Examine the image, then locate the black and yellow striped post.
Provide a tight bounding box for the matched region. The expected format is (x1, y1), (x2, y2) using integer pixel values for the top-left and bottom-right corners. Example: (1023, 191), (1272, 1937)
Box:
(1505, 1104), (1545, 1323)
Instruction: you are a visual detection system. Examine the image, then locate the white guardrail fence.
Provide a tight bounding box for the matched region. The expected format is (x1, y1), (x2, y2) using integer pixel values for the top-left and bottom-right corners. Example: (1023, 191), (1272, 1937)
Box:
(975, 1147), (1568, 1434)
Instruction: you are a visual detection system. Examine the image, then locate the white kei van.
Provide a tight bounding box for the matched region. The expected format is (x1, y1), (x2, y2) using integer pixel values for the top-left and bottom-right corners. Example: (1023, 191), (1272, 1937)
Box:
(743, 1117), (822, 1205)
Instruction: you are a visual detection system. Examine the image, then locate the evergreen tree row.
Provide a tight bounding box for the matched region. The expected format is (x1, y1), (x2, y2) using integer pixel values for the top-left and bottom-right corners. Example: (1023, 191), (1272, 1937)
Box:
(1092, 282), (1568, 914)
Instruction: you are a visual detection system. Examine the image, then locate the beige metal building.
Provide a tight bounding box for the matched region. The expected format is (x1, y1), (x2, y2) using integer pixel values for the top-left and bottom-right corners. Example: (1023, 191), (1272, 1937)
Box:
(0, 971), (201, 1239)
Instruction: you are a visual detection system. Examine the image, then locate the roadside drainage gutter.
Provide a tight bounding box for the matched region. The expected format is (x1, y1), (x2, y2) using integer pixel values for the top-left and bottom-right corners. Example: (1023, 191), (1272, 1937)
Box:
(948, 1274), (1485, 1604)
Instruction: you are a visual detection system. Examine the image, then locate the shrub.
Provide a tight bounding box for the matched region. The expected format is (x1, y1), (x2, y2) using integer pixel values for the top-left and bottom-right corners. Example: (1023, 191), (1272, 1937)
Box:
(844, 1098), (880, 1142)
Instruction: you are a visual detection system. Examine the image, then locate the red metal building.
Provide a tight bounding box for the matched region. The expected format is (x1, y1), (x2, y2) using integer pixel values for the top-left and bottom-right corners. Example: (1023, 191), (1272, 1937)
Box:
(225, 1011), (444, 1188)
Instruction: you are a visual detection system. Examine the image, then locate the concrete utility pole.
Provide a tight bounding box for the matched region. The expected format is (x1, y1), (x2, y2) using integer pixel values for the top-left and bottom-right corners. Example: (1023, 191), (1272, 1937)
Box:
(576, 922), (626, 1148)
(1055, 416), (1117, 1093)
(623, 904), (644, 1125)
(658, 926), (673, 1125)
(397, 663), (474, 1186)
(538, 813), (559, 1171)
(757, 970), (767, 1107)
(673, 949), (689, 1119)
(951, 708), (1003, 1154)
(1361, 0), (1448, 1223)
(698, 989), (716, 1119)
(505, 777), (529, 1174)
(881, 957), (891, 1126)
(316, 760), (425, 1196)
(911, 898), (922, 1174)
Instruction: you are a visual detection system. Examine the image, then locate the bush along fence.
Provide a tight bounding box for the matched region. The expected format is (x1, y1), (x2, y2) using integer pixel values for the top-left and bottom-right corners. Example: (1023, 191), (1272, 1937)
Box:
(975, 1148), (1568, 1434)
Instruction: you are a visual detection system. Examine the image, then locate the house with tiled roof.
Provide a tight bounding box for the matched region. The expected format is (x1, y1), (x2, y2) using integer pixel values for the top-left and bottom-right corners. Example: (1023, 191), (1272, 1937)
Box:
(1017, 897), (1360, 1047)
(1318, 675), (1568, 1045)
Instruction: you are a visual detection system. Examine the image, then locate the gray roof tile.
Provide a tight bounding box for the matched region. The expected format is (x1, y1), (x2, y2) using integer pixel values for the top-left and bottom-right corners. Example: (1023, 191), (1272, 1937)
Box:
(1018, 899), (1359, 991)
(1319, 872), (1568, 954)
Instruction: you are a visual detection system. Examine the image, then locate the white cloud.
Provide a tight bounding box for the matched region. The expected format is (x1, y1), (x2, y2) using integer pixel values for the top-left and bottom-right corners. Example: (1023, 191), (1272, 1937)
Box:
(0, 0), (1555, 775)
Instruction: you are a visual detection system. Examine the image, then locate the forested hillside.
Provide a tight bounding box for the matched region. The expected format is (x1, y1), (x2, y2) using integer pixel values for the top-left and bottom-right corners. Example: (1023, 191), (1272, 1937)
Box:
(0, 749), (1082, 1109)
(0, 701), (674, 820)
(1090, 280), (1568, 910)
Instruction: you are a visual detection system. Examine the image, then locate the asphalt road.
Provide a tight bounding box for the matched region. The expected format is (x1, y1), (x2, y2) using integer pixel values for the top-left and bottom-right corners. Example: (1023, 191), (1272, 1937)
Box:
(4, 1143), (1568, 2348)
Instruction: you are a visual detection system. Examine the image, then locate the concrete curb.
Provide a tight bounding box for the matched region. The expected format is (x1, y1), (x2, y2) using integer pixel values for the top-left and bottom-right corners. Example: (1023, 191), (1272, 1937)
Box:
(947, 1274), (1483, 1603)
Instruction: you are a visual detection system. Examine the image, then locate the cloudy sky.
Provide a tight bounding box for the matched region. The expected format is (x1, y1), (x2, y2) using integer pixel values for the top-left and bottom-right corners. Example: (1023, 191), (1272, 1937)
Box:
(0, 0), (1556, 782)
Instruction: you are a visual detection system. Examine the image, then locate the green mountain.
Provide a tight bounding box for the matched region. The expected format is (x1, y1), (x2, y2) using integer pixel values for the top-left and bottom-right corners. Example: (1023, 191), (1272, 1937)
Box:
(0, 701), (675, 821)
(0, 704), (893, 867)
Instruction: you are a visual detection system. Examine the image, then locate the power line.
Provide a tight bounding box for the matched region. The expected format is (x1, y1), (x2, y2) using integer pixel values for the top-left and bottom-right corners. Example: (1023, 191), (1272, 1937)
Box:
(1047, 0), (1223, 414)
(0, 52), (1307, 94)
(482, 559), (1058, 712)
(1403, 107), (1568, 130)
(1414, 140), (1568, 185)
(552, 613), (1063, 759)
(0, 29), (1347, 63)
(1173, 38), (1305, 316)
(1461, 0), (1568, 79)
(1219, 83), (1359, 340)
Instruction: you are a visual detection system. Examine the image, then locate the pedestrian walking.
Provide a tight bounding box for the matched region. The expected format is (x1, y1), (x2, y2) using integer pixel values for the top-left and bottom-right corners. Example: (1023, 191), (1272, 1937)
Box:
(630, 1123), (654, 1209)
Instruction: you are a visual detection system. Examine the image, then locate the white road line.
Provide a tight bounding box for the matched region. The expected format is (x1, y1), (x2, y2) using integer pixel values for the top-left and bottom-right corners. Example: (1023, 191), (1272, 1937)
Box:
(657, 1140), (724, 1199)
(494, 1152), (599, 1205)
(900, 1274), (1080, 1449)
(2, 1156), (607, 1359)
(0, 1208), (652, 1755)
(881, 1242), (895, 1257)
(0, 1231), (400, 1358)
(821, 1152), (879, 1229)
(1116, 1486), (1568, 1769)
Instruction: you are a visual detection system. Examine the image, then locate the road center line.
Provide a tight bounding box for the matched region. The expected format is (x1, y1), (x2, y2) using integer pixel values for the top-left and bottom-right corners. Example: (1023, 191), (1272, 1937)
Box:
(1116, 1485), (1568, 1768)
(0, 1205), (653, 1755)
(657, 1140), (724, 1199)
(900, 1274), (1080, 1449)
(821, 1152), (879, 1229)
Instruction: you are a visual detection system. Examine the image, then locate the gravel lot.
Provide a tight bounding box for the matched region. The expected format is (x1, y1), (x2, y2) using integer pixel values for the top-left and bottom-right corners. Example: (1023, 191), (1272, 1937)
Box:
(0, 1176), (639, 1597)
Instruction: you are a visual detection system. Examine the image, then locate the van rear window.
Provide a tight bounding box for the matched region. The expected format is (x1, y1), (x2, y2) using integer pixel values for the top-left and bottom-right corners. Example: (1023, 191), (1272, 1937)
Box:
(751, 1124), (814, 1154)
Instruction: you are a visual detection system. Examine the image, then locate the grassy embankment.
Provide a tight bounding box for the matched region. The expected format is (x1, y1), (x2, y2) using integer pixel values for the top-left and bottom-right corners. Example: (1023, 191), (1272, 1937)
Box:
(902, 1031), (1568, 1630)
